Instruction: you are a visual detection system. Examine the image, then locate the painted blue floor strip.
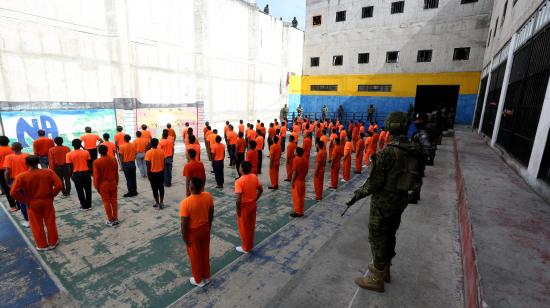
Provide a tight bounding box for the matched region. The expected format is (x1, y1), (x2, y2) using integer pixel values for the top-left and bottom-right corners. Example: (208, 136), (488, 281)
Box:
(0, 203), (59, 308)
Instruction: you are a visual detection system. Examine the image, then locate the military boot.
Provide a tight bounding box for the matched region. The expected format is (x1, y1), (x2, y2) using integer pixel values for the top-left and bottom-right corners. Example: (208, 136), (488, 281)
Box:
(368, 263), (391, 283)
(355, 265), (385, 292)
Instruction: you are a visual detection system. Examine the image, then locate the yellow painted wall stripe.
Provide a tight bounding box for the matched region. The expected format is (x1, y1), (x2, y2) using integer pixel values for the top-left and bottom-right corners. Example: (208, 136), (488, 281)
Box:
(289, 72), (481, 97)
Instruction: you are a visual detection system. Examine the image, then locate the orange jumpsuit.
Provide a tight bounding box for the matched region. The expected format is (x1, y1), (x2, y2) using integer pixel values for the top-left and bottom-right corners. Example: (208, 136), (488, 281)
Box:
(331, 145), (342, 188)
(10, 169), (62, 249)
(355, 138), (365, 173)
(286, 141), (297, 180)
(314, 149), (327, 200)
(365, 136), (373, 166)
(93, 156), (119, 222)
(342, 141), (353, 181)
(303, 137), (312, 163)
(372, 133), (380, 157)
(328, 133), (337, 162)
(269, 143), (282, 188)
(379, 131), (387, 150)
(180, 192), (213, 284)
(235, 174), (261, 251)
(245, 149), (259, 175)
(351, 126), (359, 152)
(292, 156), (308, 215)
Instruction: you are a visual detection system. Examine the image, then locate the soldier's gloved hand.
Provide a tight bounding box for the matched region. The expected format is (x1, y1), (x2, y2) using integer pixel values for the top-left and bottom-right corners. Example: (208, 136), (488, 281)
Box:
(346, 196), (357, 206)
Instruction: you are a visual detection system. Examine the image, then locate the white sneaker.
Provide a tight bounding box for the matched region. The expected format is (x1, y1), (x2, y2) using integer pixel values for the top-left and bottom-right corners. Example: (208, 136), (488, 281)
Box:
(189, 277), (206, 287)
(22, 221), (30, 228)
(236, 246), (248, 254)
(203, 278), (211, 285)
(48, 242), (59, 250)
(36, 246), (48, 252)
(341, 179), (347, 183)
(105, 221), (113, 226)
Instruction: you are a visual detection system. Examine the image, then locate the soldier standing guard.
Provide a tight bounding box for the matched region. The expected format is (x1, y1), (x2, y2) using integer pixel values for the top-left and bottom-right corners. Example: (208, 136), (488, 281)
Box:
(345, 112), (423, 292)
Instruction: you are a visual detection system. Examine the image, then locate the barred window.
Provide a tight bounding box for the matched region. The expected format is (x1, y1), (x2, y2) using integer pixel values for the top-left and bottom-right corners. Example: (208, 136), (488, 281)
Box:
(310, 57), (320, 67)
(417, 50), (433, 62)
(362, 6), (374, 18)
(386, 51), (399, 63)
(424, 0), (439, 9)
(453, 47), (470, 61)
(358, 53), (370, 64)
(336, 11), (346, 22)
(358, 85), (392, 92)
(391, 1), (405, 14)
(311, 85), (338, 91)
(333, 55), (343, 66)
(313, 15), (322, 25)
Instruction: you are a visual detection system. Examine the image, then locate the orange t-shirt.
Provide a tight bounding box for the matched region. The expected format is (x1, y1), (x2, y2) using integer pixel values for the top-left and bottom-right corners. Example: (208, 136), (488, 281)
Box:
(33, 137), (54, 156)
(48, 146), (70, 168)
(292, 156), (308, 181)
(144, 148), (165, 172)
(168, 128), (176, 140)
(207, 133), (217, 146)
(236, 138), (246, 153)
(344, 141), (353, 156)
(246, 130), (256, 140)
(100, 141), (116, 157)
(118, 143), (137, 162)
(141, 130), (152, 141)
(268, 127), (276, 138)
(245, 149), (259, 174)
(10, 169), (62, 205)
(159, 137), (175, 157)
(211, 143), (225, 161)
(235, 174), (261, 203)
(255, 136), (264, 150)
(133, 137), (149, 153)
(183, 160), (206, 181)
(320, 135), (328, 150)
(286, 142), (297, 162)
(187, 143), (201, 161)
(179, 192), (214, 229)
(316, 149), (327, 171)
(66, 149), (91, 172)
(331, 145), (342, 162)
(281, 126), (287, 137)
(269, 144), (282, 165)
(114, 132), (126, 146)
(93, 156), (119, 189)
(239, 124), (245, 132)
(0, 146), (14, 170)
(3, 153), (30, 179)
(228, 131), (238, 145)
(303, 137), (312, 156)
(80, 133), (101, 150)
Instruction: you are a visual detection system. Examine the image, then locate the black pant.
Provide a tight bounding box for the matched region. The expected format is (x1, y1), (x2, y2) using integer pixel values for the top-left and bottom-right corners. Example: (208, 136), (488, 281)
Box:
(236, 152), (244, 176)
(0, 169), (16, 208)
(267, 138), (273, 150)
(72, 171), (92, 209)
(228, 144), (236, 166)
(87, 148), (98, 173)
(148, 171), (164, 202)
(122, 161), (137, 194)
(213, 160), (224, 186)
(54, 165), (71, 195)
(257, 149), (263, 174)
(281, 136), (286, 153)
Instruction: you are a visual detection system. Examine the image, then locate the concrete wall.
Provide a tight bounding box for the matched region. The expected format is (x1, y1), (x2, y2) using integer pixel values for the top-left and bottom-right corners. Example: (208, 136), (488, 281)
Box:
(0, 0), (304, 133)
(303, 0), (492, 75)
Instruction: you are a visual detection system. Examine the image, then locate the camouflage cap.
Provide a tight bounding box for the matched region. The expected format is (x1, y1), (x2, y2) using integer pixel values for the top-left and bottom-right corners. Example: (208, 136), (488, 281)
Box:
(385, 112), (409, 135)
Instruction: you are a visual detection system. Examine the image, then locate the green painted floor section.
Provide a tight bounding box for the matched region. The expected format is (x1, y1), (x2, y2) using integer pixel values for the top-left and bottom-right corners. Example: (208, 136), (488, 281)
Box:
(5, 146), (363, 307)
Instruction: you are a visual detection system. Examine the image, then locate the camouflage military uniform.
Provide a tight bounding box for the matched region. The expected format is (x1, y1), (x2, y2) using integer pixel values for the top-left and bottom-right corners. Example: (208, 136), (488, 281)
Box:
(353, 135), (421, 269)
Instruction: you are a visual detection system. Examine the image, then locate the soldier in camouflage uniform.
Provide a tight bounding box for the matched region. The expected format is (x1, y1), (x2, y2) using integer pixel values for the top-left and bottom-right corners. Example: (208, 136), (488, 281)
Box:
(346, 112), (423, 292)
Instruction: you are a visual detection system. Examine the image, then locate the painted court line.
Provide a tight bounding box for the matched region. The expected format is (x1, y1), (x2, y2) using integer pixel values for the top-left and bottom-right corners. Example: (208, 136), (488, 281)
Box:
(0, 200), (67, 294)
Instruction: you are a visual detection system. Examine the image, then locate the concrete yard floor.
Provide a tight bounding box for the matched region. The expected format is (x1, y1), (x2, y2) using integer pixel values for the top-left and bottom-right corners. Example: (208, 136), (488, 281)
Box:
(176, 138), (463, 308)
(455, 127), (550, 308)
(1, 143), (364, 307)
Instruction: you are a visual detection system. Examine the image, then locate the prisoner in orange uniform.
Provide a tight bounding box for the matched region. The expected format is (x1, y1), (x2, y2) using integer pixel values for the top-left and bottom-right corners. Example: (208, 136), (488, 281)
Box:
(93, 145), (119, 226)
(245, 140), (259, 175)
(355, 133), (365, 174)
(285, 135), (297, 181)
(235, 161), (263, 253)
(364, 131), (374, 167)
(302, 132), (313, 164)
(314, 140), (327, 201)
(330, 138), (342, 189)
(10, 155), (62, 251)
(342, 135), (353, 182)
(180, 177), (214, 287)
(183, 149), (206, 197)
(268, 136), (282, 189)
(290, 147), (308, 217)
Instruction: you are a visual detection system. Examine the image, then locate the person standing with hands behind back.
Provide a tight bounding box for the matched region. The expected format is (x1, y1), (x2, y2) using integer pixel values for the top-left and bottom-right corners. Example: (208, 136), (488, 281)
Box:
(145, 138), (165, 209)
(234, 161), (263, 253)
(180, 177), (214, 288)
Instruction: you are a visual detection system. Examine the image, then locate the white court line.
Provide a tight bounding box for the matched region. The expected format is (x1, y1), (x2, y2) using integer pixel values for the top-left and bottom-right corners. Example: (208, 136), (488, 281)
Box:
(347, 268), (369, 308)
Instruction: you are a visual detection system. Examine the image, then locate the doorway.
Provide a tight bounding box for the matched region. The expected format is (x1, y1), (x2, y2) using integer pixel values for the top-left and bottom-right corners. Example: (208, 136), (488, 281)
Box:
(414, 85), (460, 114)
